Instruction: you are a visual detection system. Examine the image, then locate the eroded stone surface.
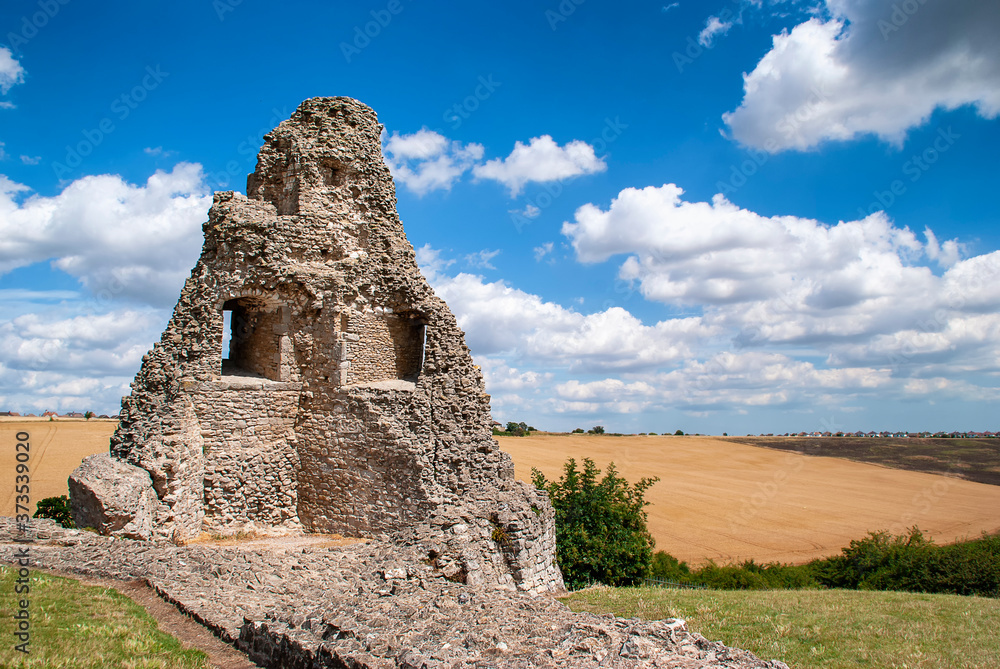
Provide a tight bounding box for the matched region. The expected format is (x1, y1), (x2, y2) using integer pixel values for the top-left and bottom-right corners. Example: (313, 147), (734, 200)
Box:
(2, 519), (788, 669)
(68, 96), (561, 594)
(68, 453), (160, 540)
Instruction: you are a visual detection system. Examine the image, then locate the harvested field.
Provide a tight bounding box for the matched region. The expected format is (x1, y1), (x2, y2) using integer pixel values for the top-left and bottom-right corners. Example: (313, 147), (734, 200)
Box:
(721, 436), (1000, 486)
(0, 419), (115, 517)
(498, 434), (1000, 565)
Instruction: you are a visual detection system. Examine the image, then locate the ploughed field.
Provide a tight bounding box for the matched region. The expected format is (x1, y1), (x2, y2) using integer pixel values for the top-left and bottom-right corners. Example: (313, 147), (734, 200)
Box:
(498, 434), (1000, 565)
(1, 419), (117, 519)
(4, 420), (998, 566)
(720, 435), (1000, 486)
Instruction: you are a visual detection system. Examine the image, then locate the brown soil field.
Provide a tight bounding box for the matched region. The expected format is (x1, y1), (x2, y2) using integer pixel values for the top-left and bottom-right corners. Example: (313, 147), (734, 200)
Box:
(1, 419), (116, 518)
(498, 434), (1000, 565)
(6, 422), (998, 567)
(721, 436), (1000, 486)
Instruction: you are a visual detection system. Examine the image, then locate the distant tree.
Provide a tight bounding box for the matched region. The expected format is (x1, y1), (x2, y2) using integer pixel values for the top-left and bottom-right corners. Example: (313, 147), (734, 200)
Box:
(648, 432), (658, 436)
(533, 458), (658, 589)
(722, 432), (728, 436)
(588, 425), (605, 435)
(674, 429), (684, 436)
(572, 428), (585, 434)
(505, 421), (528, 437)
(34, 496), (74, 528)
(84, 411), (95, 420)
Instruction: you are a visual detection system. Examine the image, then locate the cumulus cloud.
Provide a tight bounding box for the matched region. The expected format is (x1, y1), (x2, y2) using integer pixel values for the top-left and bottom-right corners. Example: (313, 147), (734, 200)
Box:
(723, 0), (1000, 151)
(0, 47), (25, 95)
(419, 256), (718, 372)
(382, 128), (484, 195)
(0, 163), (211, 306)
(561, 183), (1000, 383)
(473, 135), (606, 196)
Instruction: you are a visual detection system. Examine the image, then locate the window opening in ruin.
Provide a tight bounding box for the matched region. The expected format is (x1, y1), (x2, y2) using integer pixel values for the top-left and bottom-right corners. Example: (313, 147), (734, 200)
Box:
(220, 298), (283, 381)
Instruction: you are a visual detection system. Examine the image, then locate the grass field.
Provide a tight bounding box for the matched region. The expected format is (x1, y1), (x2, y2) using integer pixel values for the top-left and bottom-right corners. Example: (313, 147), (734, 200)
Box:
(498, 434), (1000, 565)
(0, 566), (209, 668)
(0, 419), (116, 518)
(563, 586), (1000, 669)
(723, 436), (1000, 486)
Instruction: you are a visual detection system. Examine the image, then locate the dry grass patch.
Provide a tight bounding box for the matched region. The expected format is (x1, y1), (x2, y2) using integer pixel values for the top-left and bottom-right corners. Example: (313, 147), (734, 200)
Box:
(563, 586), (1000, 669)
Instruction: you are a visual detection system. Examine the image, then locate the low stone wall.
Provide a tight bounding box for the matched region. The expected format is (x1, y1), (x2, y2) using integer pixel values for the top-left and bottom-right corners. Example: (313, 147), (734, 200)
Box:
(1, 519), (788, 669)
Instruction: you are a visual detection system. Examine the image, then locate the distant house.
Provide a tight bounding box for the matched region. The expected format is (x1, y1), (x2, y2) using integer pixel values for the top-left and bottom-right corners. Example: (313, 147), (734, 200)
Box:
(23, 413), (37, 417)
(65, 412), (85, 418)
(42, 411), (58, 418)
(0, 411), (20, 417)
(98, 414), (110, 419)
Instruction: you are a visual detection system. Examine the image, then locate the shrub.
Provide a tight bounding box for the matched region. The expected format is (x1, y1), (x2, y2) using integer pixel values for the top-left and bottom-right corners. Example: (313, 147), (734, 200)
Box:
(587, 425), (605, 435)
(810, 527), (1000, 597)
(572, 428), (585, 433)
(533, 458), (658, 589)
(34, 495), (75, 528)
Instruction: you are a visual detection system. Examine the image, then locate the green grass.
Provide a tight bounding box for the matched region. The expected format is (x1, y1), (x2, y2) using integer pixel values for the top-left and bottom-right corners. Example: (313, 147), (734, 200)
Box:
(563, 586), (1000, 668)
(0, 566), (209, 669)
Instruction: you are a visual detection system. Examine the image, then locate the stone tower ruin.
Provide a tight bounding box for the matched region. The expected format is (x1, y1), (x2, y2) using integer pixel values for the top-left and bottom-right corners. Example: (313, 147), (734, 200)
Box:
(70, 97), (563, 593)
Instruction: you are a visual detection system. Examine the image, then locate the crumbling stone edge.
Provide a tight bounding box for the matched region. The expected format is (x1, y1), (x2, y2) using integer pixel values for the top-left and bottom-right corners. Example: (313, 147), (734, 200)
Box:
(2, 519), (788, 669)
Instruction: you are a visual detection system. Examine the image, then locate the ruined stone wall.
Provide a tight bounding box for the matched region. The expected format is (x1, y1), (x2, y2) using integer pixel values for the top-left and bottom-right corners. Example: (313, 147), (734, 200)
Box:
(344, 310), (424, 385)
(83, 96), (565, 592)
(193, 378), (300, 530)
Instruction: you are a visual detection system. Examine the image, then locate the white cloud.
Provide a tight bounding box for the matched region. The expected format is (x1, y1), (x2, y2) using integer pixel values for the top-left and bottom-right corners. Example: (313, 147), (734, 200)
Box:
(0, 163), (211, 306)
(473, 135), (606, 196)
(0, 47), (25, 95)
(465, 249), (501, 270)
(19, 155), (41, 165)
(699, 15), (734, 46)
(723, 1), (1000, 151)
(561, 183), (1000, 382)
(533, 242), (554, 262)
(382, 128), (484, 195)
(0, 142), (7, 161)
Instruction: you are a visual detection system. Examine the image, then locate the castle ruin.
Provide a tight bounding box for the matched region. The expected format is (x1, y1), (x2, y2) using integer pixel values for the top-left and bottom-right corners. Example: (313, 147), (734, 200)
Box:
(70, 97), (563, 594)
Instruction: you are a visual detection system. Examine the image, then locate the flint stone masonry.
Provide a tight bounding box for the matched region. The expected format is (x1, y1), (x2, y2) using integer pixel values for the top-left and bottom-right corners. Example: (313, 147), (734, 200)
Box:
(69, 96), (562, 594)
(1, 519), (789, 669)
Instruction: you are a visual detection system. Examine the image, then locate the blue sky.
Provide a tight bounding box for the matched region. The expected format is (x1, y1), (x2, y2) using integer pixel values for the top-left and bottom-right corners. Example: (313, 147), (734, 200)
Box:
(1, 0), (998, 434)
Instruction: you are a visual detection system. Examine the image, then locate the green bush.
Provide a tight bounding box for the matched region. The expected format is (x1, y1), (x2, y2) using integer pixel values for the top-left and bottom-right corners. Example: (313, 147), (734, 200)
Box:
(810, 527), (1000, 597)
(533, 458), (658, 589)
(34, 495), (75, 528)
